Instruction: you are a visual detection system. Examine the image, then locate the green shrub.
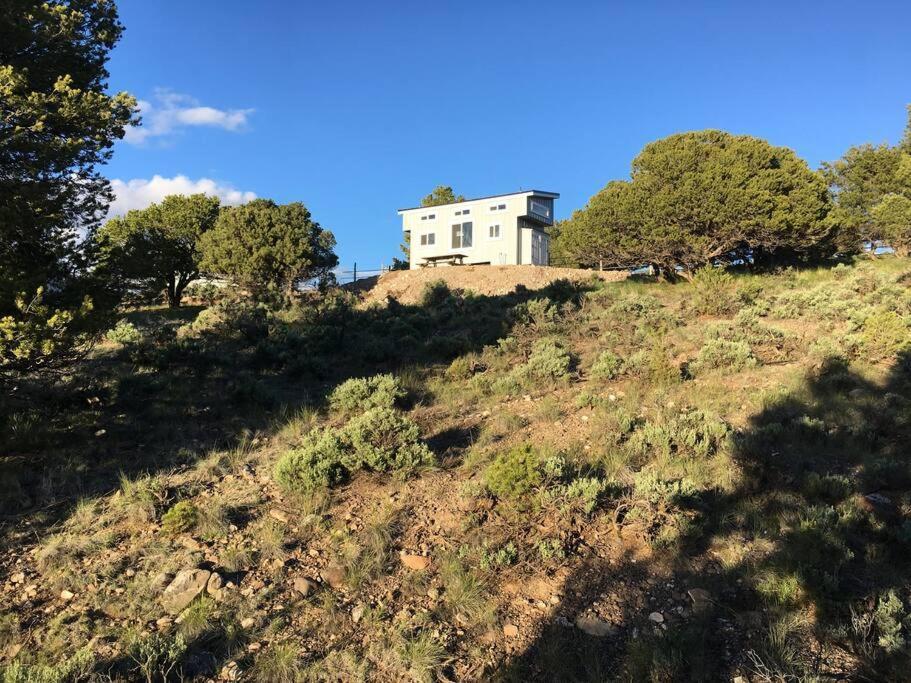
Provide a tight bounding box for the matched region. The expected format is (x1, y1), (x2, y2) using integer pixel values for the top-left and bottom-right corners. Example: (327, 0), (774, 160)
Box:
(590, 349), (623, 380)
(628, 410), (729, 460)
(274, 429), (348, 492)
(343, 406), (434, 474)
(691, 266), (737, 315)
(161, 500), (198, 534)
(861, 309), (910, 360)
(328, 373), (405, 415)
(484, 444), (543, 499)
(689, 339), (757, 375)
(522, 338), (573, 383)
(874, 590), (907, 654)
(625, 339), (680, 385)
(420, 280), (452, 307)
(274, 407), (432, 492)
(106, 319), (142, 345)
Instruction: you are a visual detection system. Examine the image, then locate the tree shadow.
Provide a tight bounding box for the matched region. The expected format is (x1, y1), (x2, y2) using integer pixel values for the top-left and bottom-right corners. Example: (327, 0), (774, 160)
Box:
(496, 352), (911, 681)
(0, 278), (591, 540)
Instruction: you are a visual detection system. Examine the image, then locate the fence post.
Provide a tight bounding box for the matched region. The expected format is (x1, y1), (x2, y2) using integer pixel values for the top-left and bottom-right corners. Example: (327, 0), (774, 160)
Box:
(353, 262), (357, 283)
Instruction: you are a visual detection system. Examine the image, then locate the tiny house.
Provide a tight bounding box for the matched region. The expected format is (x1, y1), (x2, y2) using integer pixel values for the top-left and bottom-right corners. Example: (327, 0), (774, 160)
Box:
(398, 190), (559, 269)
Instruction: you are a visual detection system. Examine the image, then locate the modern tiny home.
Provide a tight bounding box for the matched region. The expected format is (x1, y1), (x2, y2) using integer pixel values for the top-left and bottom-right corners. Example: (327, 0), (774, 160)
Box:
(397, 190), (559, 268)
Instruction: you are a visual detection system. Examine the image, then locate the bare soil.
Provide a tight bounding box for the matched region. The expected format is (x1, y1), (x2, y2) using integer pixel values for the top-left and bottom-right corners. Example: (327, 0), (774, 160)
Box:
(354, 265), (628, 305)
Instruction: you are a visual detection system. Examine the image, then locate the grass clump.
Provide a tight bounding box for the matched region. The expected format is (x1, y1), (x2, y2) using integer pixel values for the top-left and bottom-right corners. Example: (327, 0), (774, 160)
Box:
(483, 444), (543, 499)
(160, 500), (198, 534)
(691, 266), (737, 315)
(328, 373), (405, 415)
(861, 309), (910, 360)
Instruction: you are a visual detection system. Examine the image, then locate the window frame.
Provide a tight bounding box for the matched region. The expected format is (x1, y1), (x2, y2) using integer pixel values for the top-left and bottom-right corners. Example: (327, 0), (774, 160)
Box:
(488, 223), (502, 240)
(420, 232), (436, 247)
(451, 221), (473, 249)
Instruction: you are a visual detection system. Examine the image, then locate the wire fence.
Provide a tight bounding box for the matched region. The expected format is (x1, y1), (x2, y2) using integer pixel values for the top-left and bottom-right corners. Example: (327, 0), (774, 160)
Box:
(334, 264), (395, 284)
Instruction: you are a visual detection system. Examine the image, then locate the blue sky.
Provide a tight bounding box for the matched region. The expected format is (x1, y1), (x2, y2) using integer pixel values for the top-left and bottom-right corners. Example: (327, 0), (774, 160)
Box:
(106, 0), (911, 271)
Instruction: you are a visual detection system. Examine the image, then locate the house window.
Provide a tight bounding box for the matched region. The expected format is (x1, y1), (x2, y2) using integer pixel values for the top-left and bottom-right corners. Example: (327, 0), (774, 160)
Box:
(529, 199), (551, 219)
(454, 209), (471, 216)
(488, 224), (501, 239)
(420, 233), (435, 246)
(421, 213), (436, 221)
(451, 221), (472, 249)
(490, 203), (506, 212)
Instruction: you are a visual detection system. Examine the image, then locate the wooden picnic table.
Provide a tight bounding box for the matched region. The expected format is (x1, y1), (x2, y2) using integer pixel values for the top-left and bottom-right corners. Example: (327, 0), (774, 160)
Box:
(420, 253), (468, 267)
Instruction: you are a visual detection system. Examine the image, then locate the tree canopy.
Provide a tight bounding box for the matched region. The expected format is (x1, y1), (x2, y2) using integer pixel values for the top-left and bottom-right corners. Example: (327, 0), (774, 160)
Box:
(555, 131), (834, 276)
(421, 185), (465, 207)
(823, 107), (911, 254)
(1, 0), (136, 379)
(97, 194), (221, 307)
(199, 199), (337, 298)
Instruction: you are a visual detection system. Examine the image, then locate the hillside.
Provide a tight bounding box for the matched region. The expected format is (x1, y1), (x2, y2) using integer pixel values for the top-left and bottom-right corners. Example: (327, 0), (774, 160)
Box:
(1, 258), (910, 681)
(353, 265), (629, 306)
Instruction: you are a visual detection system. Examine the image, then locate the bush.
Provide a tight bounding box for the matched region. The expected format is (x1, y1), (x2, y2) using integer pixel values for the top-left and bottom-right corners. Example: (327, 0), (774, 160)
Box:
(328, 373), (405, 415)
(420, 280), (453, 307)
(691, 266), (737, 315)
(861, 309), (910, 360)
(625, 339), (681, 385)
(590, 349), (623, 380)
(484, 444), (543, 499)
(106, 319), (142, 345)
(344, 406), (434, 474)
(689, 338), (758, 375)
(274, 407), (432, 493)
(522, 338), (573, 383)
(161, 500), (198, 534)
(274, 429), (348, 492)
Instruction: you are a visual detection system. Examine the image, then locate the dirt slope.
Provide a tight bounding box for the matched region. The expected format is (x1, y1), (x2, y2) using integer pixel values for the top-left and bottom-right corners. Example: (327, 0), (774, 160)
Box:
(356, 265), (628, 305)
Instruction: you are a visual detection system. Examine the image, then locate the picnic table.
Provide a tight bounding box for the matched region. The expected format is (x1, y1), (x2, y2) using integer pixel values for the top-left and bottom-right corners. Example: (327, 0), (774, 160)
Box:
(420, 253), (468, 267)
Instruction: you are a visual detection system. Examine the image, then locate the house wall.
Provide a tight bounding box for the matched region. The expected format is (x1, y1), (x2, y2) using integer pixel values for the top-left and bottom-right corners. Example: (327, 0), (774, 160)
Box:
(401, 193), (552, 268)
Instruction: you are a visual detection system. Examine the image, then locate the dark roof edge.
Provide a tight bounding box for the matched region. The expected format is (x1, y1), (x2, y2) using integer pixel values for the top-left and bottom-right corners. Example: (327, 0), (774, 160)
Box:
(397, 190), (559, 213)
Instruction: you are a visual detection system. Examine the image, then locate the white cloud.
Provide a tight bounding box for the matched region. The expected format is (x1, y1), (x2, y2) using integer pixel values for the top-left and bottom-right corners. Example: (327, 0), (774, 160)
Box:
(108, 175), (257, 216)
(124, 89), (254, 144)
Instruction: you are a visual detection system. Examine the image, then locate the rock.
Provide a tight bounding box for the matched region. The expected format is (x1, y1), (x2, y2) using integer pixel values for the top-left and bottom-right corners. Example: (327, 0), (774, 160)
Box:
(269, 509), (290, 523)
(155, 617), (173, 629)
(733, 677), (748, 683)
(219, 661), (240, 681)
(320, 564), (346, 589)
(351, 604), (365, 623)
(687, 588), (711, 611)
(60, 589), (75, 601)
(503, 623), (519, 638)
(648, 612), (664, 624)
(240, 617), (256, 629)
(427, 587), (440, 600)
(292, 576), (316, 597)
(151, 571), (173, 590)
(575, 616), (616, 637)
(400, 553), (431, 571)
(10, 572), (24, 584)
(161, 569), (211, 614)
(206, 572), (225, 599)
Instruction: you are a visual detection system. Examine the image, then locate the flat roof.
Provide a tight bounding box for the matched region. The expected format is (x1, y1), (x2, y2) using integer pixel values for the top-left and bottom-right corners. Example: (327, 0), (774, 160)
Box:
(397, 189), (559, 213)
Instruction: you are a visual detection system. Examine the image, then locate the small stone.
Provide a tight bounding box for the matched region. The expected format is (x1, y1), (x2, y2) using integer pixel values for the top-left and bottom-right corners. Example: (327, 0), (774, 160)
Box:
(155, 616), (173, 629)
(94, 429), (106, 437)
(60, 589), (75, 601)
(247, 642), (261, 652)
(320, 564), (346, 589)
(648, 611), (664, 624)
(400, 553), (431, 571)
(10, 572), (24, 584)
(575, 616), (616, 637)
(687, 588), (711, 611)
(206, 572), (225, 599)
(240, 617), (255, 629)
(292, 576), (316, 597)
(220, 661), (240, 681)
(125, 568), (136, 578)
(269, 509), (290, 523)
(351, 604), (365, 623)
(503, 623), (519, 638)
(427, 587), (440, 600)
(161, 568), (211, 614)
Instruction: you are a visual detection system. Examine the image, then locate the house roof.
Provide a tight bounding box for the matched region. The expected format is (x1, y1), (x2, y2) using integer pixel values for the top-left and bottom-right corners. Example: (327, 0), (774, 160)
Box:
(397, 190), (559, 214)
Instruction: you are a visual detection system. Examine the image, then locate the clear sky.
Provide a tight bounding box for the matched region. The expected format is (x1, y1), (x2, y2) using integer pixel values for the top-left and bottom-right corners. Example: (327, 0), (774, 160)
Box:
(105, 0), (911, 272)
